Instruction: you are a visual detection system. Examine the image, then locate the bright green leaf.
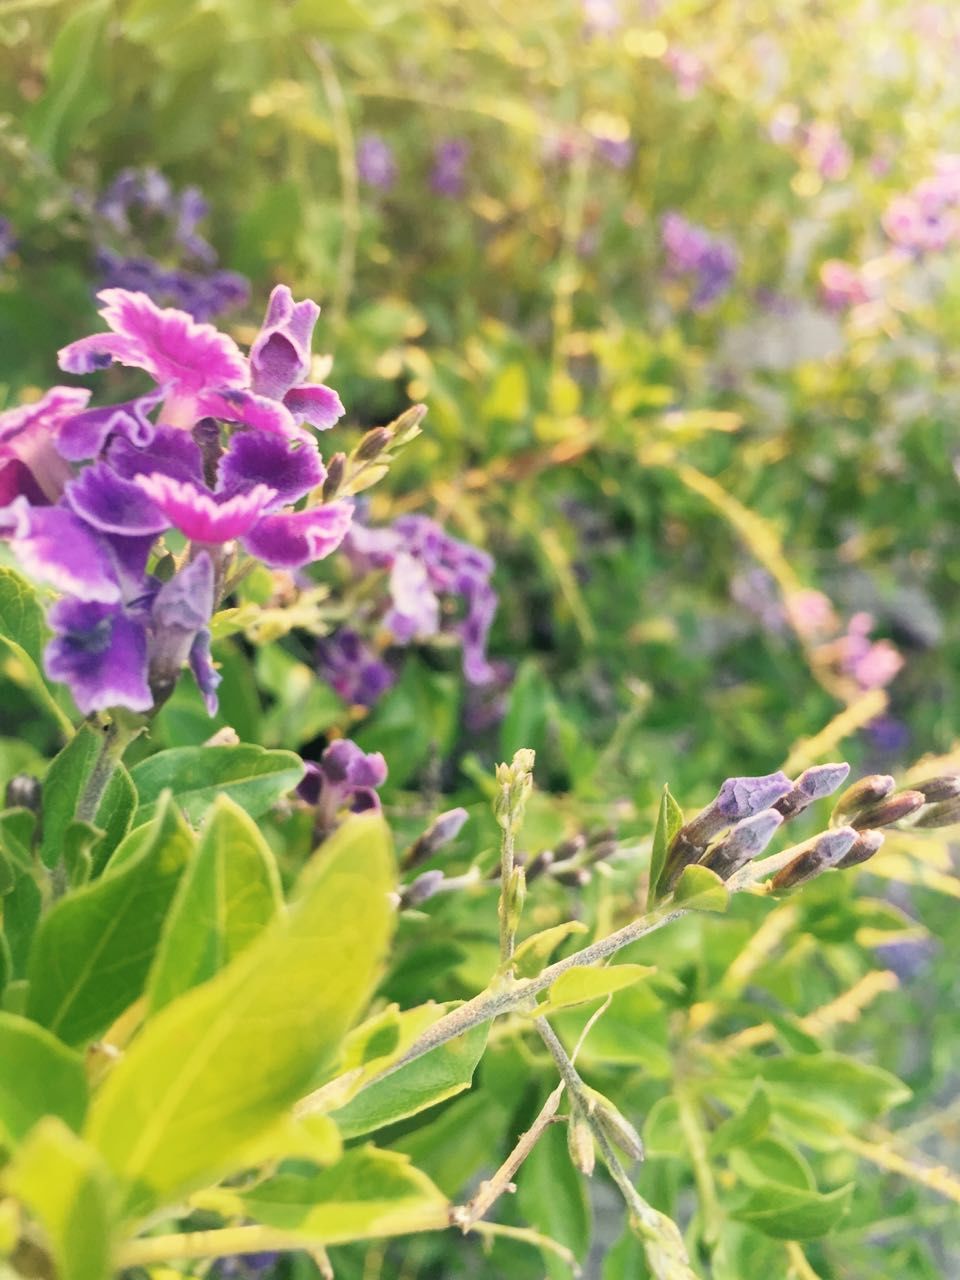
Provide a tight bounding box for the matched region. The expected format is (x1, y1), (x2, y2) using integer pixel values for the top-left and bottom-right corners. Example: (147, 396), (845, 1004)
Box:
(131, 744), (304, 825)
(0, 1013), (87, 1146)
(85, 816), (395, 1218)
(732, 1182), (853, 1240)
(729, 1137), (815, 1191)
(40, 724), (133, 870)
(648, 784), (683, 907)
(513, 920), (588, 979)
(147, 794), (282, 1012)
(710, 1084), (771, 1156)
(535, 963), (655, 1018)
(672, 863), (729, 913)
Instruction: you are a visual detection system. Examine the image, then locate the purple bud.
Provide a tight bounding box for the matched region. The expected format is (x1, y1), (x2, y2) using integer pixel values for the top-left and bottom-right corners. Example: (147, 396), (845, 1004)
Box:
(775, 762), (850, 820)
(702, 808), (783, 879)
(912, 775), (960, 803)
(835, 829), (885, 870)
(771, 827), (858, 891)
(716, 772), (793, 820)
(832, 774), (895, 821)
(403, 807), (469, 868)
(400, 868), (445, 908)
(911, 796), (960, 829)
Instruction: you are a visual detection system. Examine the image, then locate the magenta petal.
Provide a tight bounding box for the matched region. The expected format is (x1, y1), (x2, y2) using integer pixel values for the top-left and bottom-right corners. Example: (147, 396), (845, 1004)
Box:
(242, 500), (354, 567)
(135, 473), (276, 542)
(218, 431), (325, 505)
(189, 628), (221, 714)
(0, 386), (91, 502)
(107, 424), (204, 485)
(45, 598), (151, 715)
(57, 389), (163, 461)
(58, 289), (248, 396)
(250, 286), (319, 399)
(282, 383), (344, 430)
(66, 462), (169, 536)
(198, 387), (298, 437)
(0, 498), (120, 602)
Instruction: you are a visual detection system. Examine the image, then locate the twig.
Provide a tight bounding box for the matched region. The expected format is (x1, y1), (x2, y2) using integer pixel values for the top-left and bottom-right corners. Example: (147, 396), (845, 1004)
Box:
(469, 1220), (581, 1274)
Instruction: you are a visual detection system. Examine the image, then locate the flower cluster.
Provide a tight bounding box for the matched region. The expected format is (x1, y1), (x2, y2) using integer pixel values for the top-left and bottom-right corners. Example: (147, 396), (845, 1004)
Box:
(661, 212), (737, 309)
(882, 156), (960, 256)
(317, 514), (498, 707)
(90, 167), (249, 321)
(818, 259), (872, 312)
(0, 285), (350, 716)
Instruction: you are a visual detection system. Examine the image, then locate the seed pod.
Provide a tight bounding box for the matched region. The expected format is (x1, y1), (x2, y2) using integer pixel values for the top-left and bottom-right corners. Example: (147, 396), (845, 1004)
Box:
(567, 1113), (596, 1177)
(354, 426), (393, 461)
(911, 796), (960, 829)
(322, 451), (346, 501)
(835, 829), (884, 870)
(912, 775), (960, 804)
(701, 808), (784, 879)
(771, 827), (857, 892)
(4, 773), (41, 814)
(851, 790), (925, 830)
(774, 762), (850, 821)
(831, 774), (895, 823)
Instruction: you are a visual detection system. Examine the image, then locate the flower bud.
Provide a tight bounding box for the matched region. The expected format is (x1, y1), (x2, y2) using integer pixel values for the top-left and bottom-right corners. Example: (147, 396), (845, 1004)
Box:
(851, 790), (925, 830)
(771, 827), (858, 892)
(701, 808), (783, 879)
(403, 807), (469, 868)
(494, 749), (536, 832)
(389, 403), (427, 445)
(354, 426), (393, 462)
(683, 771), (793, 847)
(322, 451), (346, 501)
(567, 1113), (595, 1177)
(831, 774), (895, 823)
(835, 829), (884, 869)
(591, 1096), (644, 1161)
(400, 869), (445, 908)
(523, 849), (555, 881)
(4, 773), (41, 814)
(774, 762), (850, 821)
(912, 775), (960, 804)
(911, 796), (960, 829)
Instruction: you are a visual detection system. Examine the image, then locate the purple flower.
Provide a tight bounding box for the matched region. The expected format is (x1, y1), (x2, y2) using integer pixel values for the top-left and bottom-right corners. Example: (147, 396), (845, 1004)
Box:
(661, 212), (737, 310)
(316, 628), (395, 707)
(298, 738), (388, 834)
(250, 286), (345, 431)
(819, 259), (871, 311)
(0, 387), (92, 505)
(801, 121), (852, 182)
(715, 772), (793, 821)
(838, 613), (904, 691)
(45, 597), (152, 715)
(664, 47), (707, 98)
(357, 134), (397, 190)
(431, 139), (470, 198)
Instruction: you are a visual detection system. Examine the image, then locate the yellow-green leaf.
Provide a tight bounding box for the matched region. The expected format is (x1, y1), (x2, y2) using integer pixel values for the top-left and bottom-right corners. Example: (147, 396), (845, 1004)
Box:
(513, 921), (588, 979)
(535, 964), (655, 1018)
(672, 864), (729, 913)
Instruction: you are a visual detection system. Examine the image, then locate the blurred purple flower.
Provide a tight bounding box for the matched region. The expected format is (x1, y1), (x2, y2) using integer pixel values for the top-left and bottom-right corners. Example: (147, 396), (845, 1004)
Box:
(664, 47), (707, 98)
(431, 138), (470, 198)
(661, 212), (737, 309)
(819, 259), (871, 311)
(582, 0), (621, 37)
(0, 216), (16, 263)
(839, 612), (904, 691)
(864, 714), (911, 755)
(801, 121), (852, 181)
(357, 133), (397, 190)
(316, 628), (395, 707)
(298, 738), (388, 834)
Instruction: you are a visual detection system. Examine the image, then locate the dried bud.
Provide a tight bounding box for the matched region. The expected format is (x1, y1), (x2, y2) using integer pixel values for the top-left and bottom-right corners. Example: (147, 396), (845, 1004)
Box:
(835, 829), (884, 870)
(322, 451), (347, 501)
(555, 834), (588, 861)
(4, 773), (41, 814)
(771, 827), (858, 892)
(567, 1113), (596, 1177)
(702, 808), (784, 879)
(831, 774), (895, 823)
(590, 1094), (644, 1161)
(355, 426), (393, 461)
(911, 796), (960, 829)
(403, 807), (470, 868)
(912, 775), (960, 804)
(851, 790), (925, 830)
(774, 762), (850, 821)
(585, 838), (618, 866)
(399, 869), (445, 908)
(523, 849), (555, 881)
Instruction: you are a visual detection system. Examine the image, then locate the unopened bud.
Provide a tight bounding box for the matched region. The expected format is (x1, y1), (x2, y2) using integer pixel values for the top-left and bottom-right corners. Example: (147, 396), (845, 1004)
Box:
(494, 750), (536, 832)
(771, 827), (858, 892)
(774, 763), (850, 821)
(524, 849), (555, 881)
(388, 403), (428, 444)
(403, 807), (469, 868)
(835, 829), (884, 870)
(4, 773), (41, 814)
(322, 452), (347, 501)
(912, 775), (960, 804)
(504, 865), (526, 934)
(555, 834), (588, 861)
(400, 869), (445, 908)
(911, 796), (960, 829)
(552, 865), (591, 887)
(851, 790), (925, 830)
(355, 426), (393, 462)
(567, 1113), (595, 1177)
(832, 774), (895, 823)
(590, 1095), (644, 1162)
(683, 771), (793, 848)
(702, 809), (784, 879)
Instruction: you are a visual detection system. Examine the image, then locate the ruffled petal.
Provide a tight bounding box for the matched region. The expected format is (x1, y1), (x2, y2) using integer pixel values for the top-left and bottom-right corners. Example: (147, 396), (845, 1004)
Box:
(135, 473), (276, 542)
(57, 389), (163, 461)
(282, 383), (344, 430)
(218, 430), (325, 505)
(65, 462), (169, 536)
(0, 498), (120, 602)
(242, 499), (353, 568)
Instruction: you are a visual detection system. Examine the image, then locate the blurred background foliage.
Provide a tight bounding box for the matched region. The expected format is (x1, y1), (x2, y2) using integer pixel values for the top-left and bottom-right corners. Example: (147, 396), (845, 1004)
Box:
(2, 1), (960, 1276)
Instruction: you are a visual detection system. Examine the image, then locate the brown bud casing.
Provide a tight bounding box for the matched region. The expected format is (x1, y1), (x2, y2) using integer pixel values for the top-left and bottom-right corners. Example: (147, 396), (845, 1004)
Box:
(322, 452), (347, 501)
(355, 426), (393, 461)
(911, 796), (960, 829)
(851, 790), (925, 830)
(912, 775), (960, 803)
(831, 774), (895, 822)
(835, 829), (884, 870)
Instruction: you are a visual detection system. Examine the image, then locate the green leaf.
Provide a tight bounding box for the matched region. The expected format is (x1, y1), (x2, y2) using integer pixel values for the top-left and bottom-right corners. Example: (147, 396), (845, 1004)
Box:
(732, 1182), (853, 1240)
(5, 1118), (112, 1280)
(555, 984), (670, 1075)
(26, 0), (111, 168)
(390, 1089), (508, 1198)
(40, 724), (133, 870)
(147, 794), (282, 1013)
(729, 1137), (815, 1191)
(648, 784), (683, 907)
(131, 744), (304, 825)
(535, 963), (655, 1018)
(643, 1096), (685, 1157)
(672, 864), (729, 913)
(710, 1084), (771, 1155)
(85, 816), (395, 1218)
(747, 1052), (911, 1127)
(517, 1122), (590, 1277)
(194, 1146), (448, 1244)
(0, 1013), (87, 1146)
(0, 566), (73, 735)
(513, 920), (588, 979)
(331, 1021), (488, 1139)
(26, 795), (194, 1045)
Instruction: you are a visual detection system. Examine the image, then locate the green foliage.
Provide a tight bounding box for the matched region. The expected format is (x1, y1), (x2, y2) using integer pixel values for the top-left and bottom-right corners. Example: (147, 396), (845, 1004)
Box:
(129, 744), (304, 824)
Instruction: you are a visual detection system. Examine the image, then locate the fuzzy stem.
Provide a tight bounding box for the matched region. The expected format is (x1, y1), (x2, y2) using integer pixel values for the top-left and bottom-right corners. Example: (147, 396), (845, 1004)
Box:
(75, 715), (139, 825)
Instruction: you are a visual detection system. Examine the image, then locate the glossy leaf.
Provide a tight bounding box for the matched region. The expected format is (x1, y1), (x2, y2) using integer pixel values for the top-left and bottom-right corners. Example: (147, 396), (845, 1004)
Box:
(130, 743), (304, 825)
(85, 815), (395, 1218)
(147, 794), (282, 1012)
(672, 863), (729, 913)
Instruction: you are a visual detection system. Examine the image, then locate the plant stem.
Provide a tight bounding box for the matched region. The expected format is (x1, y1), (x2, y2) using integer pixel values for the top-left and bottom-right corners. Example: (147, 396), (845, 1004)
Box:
(676, 1086), (722, 1248)
(471, 1220), (581, 1275)
(498, 816), (517, 966)
(75, 714), (139, 825)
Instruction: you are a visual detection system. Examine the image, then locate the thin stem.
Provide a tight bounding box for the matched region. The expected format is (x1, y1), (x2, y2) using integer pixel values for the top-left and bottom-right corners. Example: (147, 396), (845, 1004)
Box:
(75, 715), (139, 825)
(498, 817), (516, 965)
(676, 1087), (722, 1248)
(471, 1220), (581, 1275)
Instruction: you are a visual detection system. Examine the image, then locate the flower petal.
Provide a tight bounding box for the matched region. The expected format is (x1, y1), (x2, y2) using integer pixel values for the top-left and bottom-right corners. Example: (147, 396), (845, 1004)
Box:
(135, 473), (276, 543)
(198, 387), (299, 437)
(45, 598), (151, 715)
(57, 389), (164, 462)
(218, 431), (325, 505)
(0, 498), (120, 602)
(66, 462), (169, 536)
(282, 383), (344, 430)
(242, 500), (353, 568)
(106, 424), (205, 485)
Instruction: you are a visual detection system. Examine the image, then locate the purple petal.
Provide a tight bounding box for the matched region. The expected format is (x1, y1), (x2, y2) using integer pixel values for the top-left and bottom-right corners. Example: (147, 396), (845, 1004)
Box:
(0, 386), (91, 502)
(58, 289), (247, 398)
(106, 424), (204, 485)
(57, 390), (164, 462)
(151, 552), (214, 634)
(135, 474), (276, 543)
(45, 598), (151, 714)
(242, 500), (353, 568)
(715, 772), (793, 820)
(385, 554), (440, 641)
(250, 286), (319, 399)
(282, 383), (344, 430)
(65, 462), (168, 536)
(189, 628), (220, 714)
(198, 388), (299, 437)
(0, 499), (120, 602)
(218, 431), (325, 505)
(321, 739), (367, 783)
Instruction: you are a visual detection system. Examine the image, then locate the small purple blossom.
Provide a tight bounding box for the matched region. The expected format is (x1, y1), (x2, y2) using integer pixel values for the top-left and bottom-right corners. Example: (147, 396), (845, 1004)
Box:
(298, 738), (388, 835)
(431, 139), (470, 198)
(838, 612), (904, 691)
(661, 212), (737, 310)
(316, 629), (395, 708)
(0, 387), (91, 506)
(819, 259), (871, 311)
(357, 134), (397, 190)
(882, 158), (960, 256)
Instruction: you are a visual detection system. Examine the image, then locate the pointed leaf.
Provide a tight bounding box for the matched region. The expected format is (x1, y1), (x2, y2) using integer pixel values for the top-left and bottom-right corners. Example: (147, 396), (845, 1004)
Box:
(40, 724), (133, 869)
(672, 863), (729, 913)
(85, 816), (395, 1218)
(534, 963), (655, 1018)
(733, 1182), (853, 1240)
(147, 794), (282, 1012)
(709, 1084), (771, 1156)
(513, 921), (588, 979)
(131, 744), (304, 825)
(0, 1013), (87, 1146)
(648, 784), (683, 907)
